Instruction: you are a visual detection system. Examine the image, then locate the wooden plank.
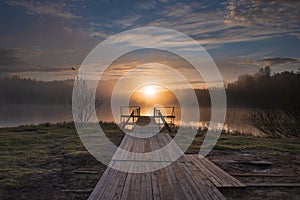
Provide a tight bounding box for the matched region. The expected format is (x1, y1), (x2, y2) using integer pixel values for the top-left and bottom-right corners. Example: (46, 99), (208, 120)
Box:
(187, 155), (223, 187)
(62, 189), (93, 193)
(72, 170), (99, 174)
(89, 167), (116, 199)
(182, 160), (226, 200)
(142, 147), (154, 200)
(170, 161), (195, 199)
(105, 161), (128, 199)
(97, 165), (120, 199)
(181, 159), (225, 200)
(104, 170), (126, 199)
(111, 134), (133, 200)
(140, 172), (147, 200)
(88, 166), (113, 199)
(157, 168), (174, 199)
(182, 164), (208, 199)
(233, 160), (273, 166)
(122, 151), (137, 199)
(151, 171), (160, 200)
(164, 165), (185, 200)
(203, 158), (246, 187)
(188, 154), (246, 188)
(133, 139), (143, 200)
(145, 173), (153, 200)
(205, 158), (246, 187)
(133, 173), (142, 199)
(150, 133), (173, 200)
(139, 140), (148, 200)
(231, 173), (296, 177)
(120, 173), (133, 199)
(247, 183), (300, 187)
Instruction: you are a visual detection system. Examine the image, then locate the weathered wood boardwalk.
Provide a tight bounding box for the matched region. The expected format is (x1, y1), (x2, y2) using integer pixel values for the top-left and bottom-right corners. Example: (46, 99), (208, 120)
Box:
(89, 119), (245, 199)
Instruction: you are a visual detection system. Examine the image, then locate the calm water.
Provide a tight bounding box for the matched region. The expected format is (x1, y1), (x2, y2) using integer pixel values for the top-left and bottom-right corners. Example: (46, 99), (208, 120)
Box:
(0, 105), (263, 136)
(0, 105), (72, 128)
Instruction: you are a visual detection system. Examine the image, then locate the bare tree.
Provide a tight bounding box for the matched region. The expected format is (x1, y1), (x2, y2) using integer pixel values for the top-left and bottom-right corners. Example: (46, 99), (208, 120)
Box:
(245, 107), (300, 138)
(70, 78), (103, 122)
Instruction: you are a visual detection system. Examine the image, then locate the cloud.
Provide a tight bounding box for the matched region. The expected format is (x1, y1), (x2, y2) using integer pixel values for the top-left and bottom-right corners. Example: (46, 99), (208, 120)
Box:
(225, 0), (300, 36)
(232, 56), (300, 66)
(259, 57), (300, 65)
(0, 48), (70, 73)
(108, 28), (199, 49)
(0, 49), (25, 67)
(136, 1), (157, 10)
(7, 0), (81, 19)
(111, 15), (141, 28)
(140, 0), (300, 47)
(160, 3), (192, 18)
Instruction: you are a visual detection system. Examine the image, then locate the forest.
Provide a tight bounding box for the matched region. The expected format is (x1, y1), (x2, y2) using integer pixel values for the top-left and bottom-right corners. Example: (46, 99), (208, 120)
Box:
(195, 66), (299, 108)
(226, 66), (300, 108)
(0, 76), (72, 104)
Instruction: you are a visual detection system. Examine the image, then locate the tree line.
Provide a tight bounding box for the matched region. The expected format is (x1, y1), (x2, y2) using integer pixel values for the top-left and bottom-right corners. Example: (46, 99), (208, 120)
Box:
(226, 66), (300, 108)
(192, 66), (300, 108)
(0, 76), (72, 104)
(1, 67), (299, 108)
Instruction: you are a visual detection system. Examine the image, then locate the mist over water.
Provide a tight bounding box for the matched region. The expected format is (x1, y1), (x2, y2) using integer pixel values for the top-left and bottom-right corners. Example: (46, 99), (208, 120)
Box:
(0, 104), (262, 136)
(0, 105), (72, 128)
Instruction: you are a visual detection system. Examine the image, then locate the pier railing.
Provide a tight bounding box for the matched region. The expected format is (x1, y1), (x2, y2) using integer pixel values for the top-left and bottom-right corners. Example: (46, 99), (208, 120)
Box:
(120, 106), (175, 131)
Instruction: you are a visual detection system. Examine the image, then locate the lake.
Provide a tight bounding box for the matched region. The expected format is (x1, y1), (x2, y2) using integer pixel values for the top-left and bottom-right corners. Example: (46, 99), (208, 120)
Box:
(0, 105), (263, 136)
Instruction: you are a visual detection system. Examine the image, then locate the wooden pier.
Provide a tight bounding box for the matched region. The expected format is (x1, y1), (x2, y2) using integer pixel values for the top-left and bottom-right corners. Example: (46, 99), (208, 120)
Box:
(89, 111), (245, 199)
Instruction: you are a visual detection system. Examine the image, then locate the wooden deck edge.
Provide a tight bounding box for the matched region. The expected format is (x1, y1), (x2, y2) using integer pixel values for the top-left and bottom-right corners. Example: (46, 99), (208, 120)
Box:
(186, 154), (247, 188)
(246, 183), (300, 187)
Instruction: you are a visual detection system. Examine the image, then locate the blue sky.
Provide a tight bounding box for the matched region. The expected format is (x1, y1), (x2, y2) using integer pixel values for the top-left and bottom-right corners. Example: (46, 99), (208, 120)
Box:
(0, 0), (299, 82)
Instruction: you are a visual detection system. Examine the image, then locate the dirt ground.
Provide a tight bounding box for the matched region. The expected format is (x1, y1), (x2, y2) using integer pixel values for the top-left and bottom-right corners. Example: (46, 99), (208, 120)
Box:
(207, 149), (300, 200)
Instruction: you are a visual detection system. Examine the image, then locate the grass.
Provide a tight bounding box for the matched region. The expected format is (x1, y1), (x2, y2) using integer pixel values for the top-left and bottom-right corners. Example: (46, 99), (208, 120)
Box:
(1, 124), (67, 194)
(0, 122), (299, 198)
(214, 134), (300, 153)
(172, 128), (300, 154)
(0, 122), (123, 198)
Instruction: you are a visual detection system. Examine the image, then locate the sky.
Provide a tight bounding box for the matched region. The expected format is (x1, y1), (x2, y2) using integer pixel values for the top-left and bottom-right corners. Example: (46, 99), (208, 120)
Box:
(0, 0), (299, 83)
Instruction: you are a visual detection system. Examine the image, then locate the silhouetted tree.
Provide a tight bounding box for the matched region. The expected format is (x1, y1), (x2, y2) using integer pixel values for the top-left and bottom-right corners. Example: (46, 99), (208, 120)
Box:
(71, 78), (103, 122)
(256, 66), (271, 78)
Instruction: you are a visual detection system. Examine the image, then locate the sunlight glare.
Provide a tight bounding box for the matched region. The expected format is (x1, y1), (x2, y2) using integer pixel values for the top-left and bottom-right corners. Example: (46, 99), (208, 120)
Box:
(143, 85), (157, 96)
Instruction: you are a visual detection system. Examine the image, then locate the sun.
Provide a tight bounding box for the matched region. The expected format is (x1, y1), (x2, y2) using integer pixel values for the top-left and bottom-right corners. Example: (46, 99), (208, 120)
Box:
(143, 85), (157, 96)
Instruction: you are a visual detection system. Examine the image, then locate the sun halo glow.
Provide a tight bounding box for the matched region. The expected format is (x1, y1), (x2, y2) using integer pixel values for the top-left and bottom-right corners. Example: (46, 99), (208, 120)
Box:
(143, 85), (157, 96)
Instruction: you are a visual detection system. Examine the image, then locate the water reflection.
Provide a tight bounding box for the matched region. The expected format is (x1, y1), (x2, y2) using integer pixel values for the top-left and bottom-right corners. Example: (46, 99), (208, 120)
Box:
(0, 105), (72, 127)
(0, 105), (263, 136)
